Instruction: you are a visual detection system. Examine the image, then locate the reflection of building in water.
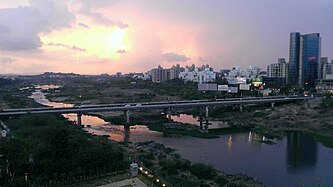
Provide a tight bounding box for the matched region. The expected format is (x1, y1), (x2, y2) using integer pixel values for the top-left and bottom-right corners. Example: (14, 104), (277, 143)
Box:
(227, 134), (232, 148)
(286, 132), (318, 171)
(248, 132), (266, 142)
(248, 131), (252, 141)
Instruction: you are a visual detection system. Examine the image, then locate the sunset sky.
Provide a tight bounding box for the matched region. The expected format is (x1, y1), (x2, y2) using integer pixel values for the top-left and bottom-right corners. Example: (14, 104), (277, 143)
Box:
(0, 0), (332, 74)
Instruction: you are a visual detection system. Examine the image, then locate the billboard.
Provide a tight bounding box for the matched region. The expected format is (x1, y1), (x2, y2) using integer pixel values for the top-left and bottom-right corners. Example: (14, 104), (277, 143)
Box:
(218, 85), (229, 91)
(227, 77), (247, 85)
(259, 89), (272, 96)
(236, 77), (247, 84)
(198, 83), (217, 91)
(228, 86), (238, 93)
(239, 84), (250, 90)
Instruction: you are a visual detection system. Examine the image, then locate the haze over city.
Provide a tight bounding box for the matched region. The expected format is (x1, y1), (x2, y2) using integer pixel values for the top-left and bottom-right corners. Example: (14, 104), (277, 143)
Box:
(0, 0), (333, 74)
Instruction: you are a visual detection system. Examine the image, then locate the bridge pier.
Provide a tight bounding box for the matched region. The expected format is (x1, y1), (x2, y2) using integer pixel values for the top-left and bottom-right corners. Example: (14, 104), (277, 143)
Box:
(204, 106), (209, 130)
(240, 105), (243, 112)
(271, 102), (275, 108)
(199, 115), (203, 129)
(198, 107), (203, 129)
(205, 106), (209, 118)
(124, 110), (130, 124)
(77, 112), (82, 126)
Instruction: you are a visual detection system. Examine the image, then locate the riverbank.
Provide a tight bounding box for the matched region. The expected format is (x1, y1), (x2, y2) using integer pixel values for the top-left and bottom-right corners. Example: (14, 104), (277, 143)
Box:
(209, 98), (333, 148)
(125, 141), (264, 187)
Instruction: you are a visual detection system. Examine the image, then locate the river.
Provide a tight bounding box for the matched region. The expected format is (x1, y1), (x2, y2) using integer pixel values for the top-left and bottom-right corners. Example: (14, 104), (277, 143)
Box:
(29, 85), (333, 187)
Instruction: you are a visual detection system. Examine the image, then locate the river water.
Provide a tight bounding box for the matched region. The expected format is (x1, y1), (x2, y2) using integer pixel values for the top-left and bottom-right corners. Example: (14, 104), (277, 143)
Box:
(29, 85), (333, 187)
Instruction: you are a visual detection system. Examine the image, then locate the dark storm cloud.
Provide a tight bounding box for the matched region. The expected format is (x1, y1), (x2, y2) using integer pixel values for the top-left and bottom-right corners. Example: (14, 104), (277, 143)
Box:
(116, 49), (127, 54)
(0, 0), (75, 51)
(46, 42), (86, 52)
(162, 52), (190, 62)
(78, 22), (90, 29)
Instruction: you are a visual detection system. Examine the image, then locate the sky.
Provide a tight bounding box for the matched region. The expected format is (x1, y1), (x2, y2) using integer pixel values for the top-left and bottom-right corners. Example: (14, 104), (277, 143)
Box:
(0, 0), (332, 75)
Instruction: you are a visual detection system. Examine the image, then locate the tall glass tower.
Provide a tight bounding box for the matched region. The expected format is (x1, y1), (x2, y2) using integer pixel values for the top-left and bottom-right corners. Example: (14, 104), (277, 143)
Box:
(299, 33), (321, 87)
(288, 32), (301, 85)
(288, 32), (321, 87)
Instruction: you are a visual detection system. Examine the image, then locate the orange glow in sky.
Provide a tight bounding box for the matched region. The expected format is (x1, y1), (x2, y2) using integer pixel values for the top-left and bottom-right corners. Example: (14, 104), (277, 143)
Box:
(42, 26), (130, 59)
(1, 0), (332, 74)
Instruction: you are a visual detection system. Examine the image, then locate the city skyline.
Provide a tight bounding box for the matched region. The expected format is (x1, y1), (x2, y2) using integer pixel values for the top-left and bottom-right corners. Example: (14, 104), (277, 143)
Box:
(1, 0), (333, 74)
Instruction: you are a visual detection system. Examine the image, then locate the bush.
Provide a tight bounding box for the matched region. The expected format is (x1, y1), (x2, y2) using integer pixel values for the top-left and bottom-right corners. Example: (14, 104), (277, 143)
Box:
(159, 159), (191, 174)
(139, 152), (154, 167)
(190, 163), (217, 180)
(215, 176), (229, 186)
(320, 94), (333, 109)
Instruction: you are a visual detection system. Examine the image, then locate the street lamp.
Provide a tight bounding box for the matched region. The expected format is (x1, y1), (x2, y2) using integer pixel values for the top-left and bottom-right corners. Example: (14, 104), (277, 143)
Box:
(25, 173), (28, 187)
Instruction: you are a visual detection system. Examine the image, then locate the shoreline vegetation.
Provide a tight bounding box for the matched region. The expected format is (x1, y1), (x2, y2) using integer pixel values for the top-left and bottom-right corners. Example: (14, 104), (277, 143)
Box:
(0, 115), (264, 187)
(1, 77), (333, 186)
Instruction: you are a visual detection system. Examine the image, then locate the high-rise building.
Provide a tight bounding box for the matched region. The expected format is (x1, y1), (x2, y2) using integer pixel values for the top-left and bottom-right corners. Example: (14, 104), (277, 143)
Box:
(288, 32), (301, 85)
(150, 64), (184, 82)
(323, 59), (333, 80)
(169, 64), (183, 79)
(299, 33), (321, 86)
(288, 32), (321, 87)
(267, 58), (288, 78)
(151, 65), (166, 82)
(265, 58), (288, 87)
(319, 57), (329, 79)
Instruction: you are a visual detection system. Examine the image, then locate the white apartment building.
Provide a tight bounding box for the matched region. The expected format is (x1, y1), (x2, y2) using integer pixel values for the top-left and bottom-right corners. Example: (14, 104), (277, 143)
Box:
(151, 65), (166, 82)
(179, 68), (216, 83)
(150, 64), (183, 82)
(225, 65), (260, 85)
(323, 60), (333, 80)
(267, 59), (288, 78)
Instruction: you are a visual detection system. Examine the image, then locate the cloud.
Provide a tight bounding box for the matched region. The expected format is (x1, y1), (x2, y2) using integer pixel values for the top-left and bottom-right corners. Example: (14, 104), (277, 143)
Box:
(0, 57), (16, 63)
(76, 0), (128, 28)
(46, 42), (86, 52)
(116, 49), (127, 54)
(0, 24), (11, 34)
(78, 22), (90, 29)
(162, 52), (190, 62)
(82, 59), (109, 64)
(0, 0), (75, 51)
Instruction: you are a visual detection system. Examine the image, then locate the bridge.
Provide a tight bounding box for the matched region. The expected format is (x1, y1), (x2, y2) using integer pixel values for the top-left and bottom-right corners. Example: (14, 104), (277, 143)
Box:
(0, 96), (310, 126)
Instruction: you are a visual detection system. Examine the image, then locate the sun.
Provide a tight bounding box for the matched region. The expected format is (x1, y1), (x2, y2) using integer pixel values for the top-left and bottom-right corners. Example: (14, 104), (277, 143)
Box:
(108, 29), (126, 49)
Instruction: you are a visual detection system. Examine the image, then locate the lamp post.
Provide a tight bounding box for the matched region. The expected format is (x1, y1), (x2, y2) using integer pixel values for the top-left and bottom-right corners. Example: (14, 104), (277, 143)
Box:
(25, 173), (28, 187)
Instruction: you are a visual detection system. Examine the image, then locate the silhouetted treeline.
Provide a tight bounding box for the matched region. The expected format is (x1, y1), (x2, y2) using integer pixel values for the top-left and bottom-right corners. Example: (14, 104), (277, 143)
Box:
(0, 115), (129, 186)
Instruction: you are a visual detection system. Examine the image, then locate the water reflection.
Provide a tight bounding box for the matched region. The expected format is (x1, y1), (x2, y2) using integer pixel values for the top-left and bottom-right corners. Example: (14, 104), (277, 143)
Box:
(124, 125), (130, 142)
(286, 132), (318, 172)
(28, 85), (162, 142)
(29, 90), (73, 108)
(227, 134), (232, 148)
(171, 114), (229, 129)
